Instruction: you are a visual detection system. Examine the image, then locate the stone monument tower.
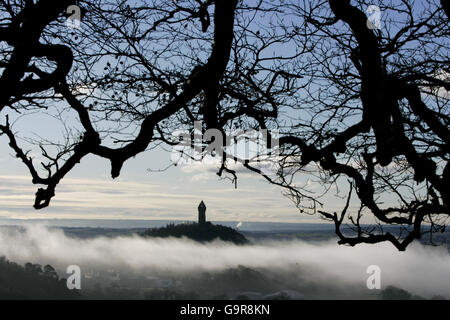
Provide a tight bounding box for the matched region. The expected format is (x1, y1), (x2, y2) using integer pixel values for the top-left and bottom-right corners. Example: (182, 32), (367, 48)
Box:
(198, 201), (206, 224)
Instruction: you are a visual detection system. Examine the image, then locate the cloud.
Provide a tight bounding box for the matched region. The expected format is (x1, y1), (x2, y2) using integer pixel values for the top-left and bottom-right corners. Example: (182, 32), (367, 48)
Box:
(422, 69), (449, 99)
(0, 174), (308, 222)
(0, 225), (448, 298)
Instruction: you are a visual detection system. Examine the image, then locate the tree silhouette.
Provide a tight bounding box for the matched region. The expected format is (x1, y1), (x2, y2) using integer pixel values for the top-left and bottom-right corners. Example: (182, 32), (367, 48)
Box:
(0, 257), (79, 299)
(140, 222), (249, 245)
(0, 0), (448, 250)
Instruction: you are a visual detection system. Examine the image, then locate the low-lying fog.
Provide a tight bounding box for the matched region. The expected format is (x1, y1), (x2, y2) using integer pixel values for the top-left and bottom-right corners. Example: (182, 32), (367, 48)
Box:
(0, 225), (448, 299)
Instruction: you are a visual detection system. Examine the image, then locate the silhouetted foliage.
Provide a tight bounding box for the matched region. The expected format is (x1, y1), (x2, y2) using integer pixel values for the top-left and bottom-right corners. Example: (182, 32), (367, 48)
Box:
(0, 256), (80, 299)
(380, 285), (425, 300)
(140, 222), (248, 245)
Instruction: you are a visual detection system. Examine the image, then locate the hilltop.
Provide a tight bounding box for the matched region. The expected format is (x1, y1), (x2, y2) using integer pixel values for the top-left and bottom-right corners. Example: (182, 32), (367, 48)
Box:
(0, 257), (80, 300)
(139, 222), (248, 245)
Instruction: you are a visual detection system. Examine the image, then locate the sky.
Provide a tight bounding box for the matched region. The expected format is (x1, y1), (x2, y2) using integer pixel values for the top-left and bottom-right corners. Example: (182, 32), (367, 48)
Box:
(0, 99), (360, 224)
(0, 77), (349, 224)
(0, 128), (330, 223)
(0, 0), (428, 224)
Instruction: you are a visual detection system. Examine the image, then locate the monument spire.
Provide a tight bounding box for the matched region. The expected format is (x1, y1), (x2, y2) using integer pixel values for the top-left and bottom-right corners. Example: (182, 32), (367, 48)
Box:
(198, 201), (206, 224)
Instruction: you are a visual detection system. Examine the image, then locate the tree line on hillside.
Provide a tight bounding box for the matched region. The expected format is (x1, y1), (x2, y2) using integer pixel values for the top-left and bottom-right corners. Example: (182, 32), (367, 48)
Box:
(140, 222), (248, 245)
(0, 256), (80, 299)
